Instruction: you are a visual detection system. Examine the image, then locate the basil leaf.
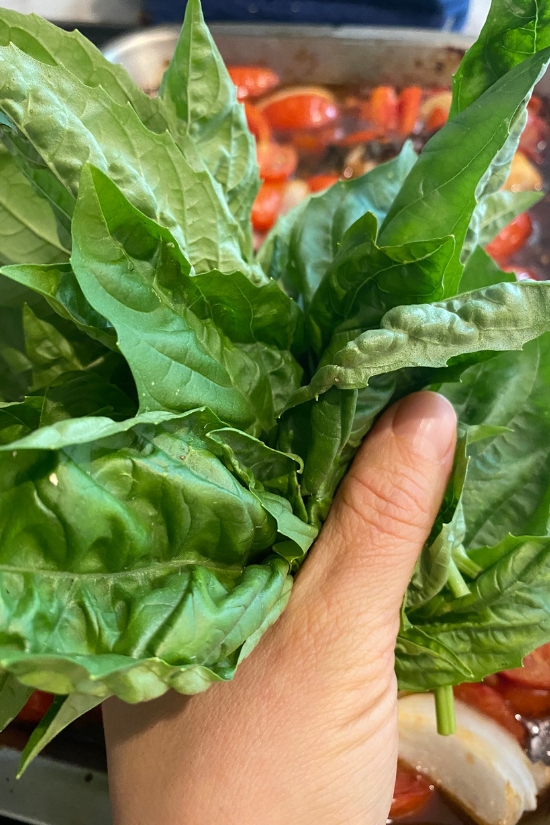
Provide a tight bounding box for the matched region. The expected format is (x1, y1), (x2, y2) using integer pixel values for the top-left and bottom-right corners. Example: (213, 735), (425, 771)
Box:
(451, 0), (550, 117)
(71, 165), (277, 434)
(289, 282), (550, 406)
(0, 673), (33, 733)
(459, 245), (515, 293)
(308, 211), (455, 354)
(380, 49), (550, 286)
(0, 43), (249, 276)
(463, 189), (543, 262)
(160, 0), (259, 261)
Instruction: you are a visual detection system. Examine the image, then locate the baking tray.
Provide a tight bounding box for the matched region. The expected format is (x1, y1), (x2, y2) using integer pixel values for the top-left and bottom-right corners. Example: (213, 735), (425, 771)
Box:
(1, 22), (548, 825)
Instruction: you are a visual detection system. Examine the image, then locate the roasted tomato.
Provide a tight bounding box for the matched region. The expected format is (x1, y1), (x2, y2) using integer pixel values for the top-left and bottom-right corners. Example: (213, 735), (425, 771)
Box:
(426, 106), (449, 131)
(390, 764), (434, 820)
(485, 212), (533, 263)
(257, 142), (298, 182)
(454, 683), (526, 746)
(502, 264), (540, 281)
(227, 66), (279, 100)
(251, 182), (286, 232)
(18, 691), (54, 724)
(494, 677), (550, 718)
(502, 643), (550, 690)
(258, 87), (339, 131)
(421, 89), (452, 128)
(244, 102), (272, 144)
(337, 128), (383, 147)
(398, 86), (423, 136)
(519, 109), (548, 163)
(290, 125), (343, 157)
(307, 173), (340, 193)
(367, 85), (399, 132)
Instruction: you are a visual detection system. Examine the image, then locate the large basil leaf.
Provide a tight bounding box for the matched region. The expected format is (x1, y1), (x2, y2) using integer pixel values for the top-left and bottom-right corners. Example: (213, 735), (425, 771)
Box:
(463, 189), (543, 263)
(380, 49), (550, 286)
(0, 43), (248, 277)
(307, 211), (455, 354)
(71, 166), (280, 434)
(289, 282), (550, 406)
(459, 245), (515, 293)
(258, 145), (417, 309)
(451, 0), (550, 117)
(160, 0), (259, 261)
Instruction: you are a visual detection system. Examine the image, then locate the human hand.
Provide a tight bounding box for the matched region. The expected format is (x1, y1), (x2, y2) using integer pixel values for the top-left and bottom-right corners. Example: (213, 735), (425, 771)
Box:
(103, 391), (457, 825)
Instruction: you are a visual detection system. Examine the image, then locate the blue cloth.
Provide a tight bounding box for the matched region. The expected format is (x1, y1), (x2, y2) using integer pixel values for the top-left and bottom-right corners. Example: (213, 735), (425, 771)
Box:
(143, 0), (469, 31)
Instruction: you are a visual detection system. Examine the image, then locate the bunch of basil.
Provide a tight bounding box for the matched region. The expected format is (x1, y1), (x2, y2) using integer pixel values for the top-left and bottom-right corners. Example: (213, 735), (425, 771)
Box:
(0, 0), (550, 770)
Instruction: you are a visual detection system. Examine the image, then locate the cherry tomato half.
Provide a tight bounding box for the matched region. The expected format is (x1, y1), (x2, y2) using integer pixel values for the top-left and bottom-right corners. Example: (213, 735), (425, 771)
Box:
(251, 182), (286, 232)
(257, 142), (298, 182)
(307, 174), (340, 193)
(427, 106), (448, 132)
(502, 643), (550, 690)
(368, 86), (399, 132)
(398, 86), (423, 137)
(454, 683), (526, 745)
(493, 676), (550, 719)
(258, 87), (339, 131)
(244, 103), (272, 144)
(337, 128), (383, 147)
(18, 690), (54, 725)
(390, 764), (434, 820)
(485, 212), (533, 263)
(228, 66), (279, 101)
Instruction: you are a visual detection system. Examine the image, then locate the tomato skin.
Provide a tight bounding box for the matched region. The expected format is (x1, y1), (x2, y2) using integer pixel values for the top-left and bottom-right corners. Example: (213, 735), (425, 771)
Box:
(18, 691), (54, 724)
(227, 66), (279, 101)
(502, 643), (550, 690)
(454, 683), (526, 745)
(338, 128), (383, 147)
(427, 106), (448, 132)
(519, 109), (548, 163)
(257, 142), (298, 182)
(258, 87), (339, 131)
(485, 212), (533, 263)
(390, 764), (433, 820)
(494, 676), (550, 719)
(244, 103), (272, 144)
(398, 86), (423, 136)
(251, 182), (286, 232)
(368, 86), (399, 132)
(307, 174), (340, 193)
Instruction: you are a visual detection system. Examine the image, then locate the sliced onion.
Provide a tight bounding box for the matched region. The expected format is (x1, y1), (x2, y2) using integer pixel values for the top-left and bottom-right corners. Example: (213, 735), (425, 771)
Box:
(398, 693), (538, 825)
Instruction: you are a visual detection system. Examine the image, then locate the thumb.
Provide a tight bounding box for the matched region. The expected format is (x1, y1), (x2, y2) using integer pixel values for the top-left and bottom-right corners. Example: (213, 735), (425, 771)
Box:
(295, 391), (457, 626)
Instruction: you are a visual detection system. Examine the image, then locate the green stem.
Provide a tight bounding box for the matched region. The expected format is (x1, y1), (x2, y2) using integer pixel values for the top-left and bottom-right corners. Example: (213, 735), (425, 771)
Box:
(448, 559), (471, 598)
(452, 544), (482, 579)
(435, 686), (456, 736)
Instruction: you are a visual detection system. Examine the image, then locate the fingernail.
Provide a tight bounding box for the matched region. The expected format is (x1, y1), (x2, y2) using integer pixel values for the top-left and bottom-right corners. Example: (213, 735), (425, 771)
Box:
(391, 391), (456, 462)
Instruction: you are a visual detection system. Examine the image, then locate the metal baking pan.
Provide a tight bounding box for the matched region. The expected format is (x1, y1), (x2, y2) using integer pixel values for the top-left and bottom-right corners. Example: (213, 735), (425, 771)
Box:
(1, 22), (547, 825)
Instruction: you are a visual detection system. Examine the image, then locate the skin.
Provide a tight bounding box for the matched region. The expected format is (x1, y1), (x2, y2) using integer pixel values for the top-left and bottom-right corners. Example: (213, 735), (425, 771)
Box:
(103, 391), (457, 825)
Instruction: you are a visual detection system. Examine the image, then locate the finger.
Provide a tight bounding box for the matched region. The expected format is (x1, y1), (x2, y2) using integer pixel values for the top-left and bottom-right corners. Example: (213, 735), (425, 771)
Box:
(296, 391), (457, 618)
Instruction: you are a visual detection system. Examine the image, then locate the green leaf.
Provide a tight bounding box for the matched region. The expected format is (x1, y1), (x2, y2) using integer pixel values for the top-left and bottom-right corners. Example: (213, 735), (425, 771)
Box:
(380, 49), (550, 282)
(258, 145), (417, 309)
(0, 146), (69, 266)
(18, 693), (103, 777)
(71, 165), (285, 433)
(441, 335), (550, 547)
(450, 0), (550, 117)
(0, 8), (167, 134)
(160, 0), (259, 260)
(0, 673), (32, 733)
(396, 625), (473, 691)
(288, 281), (550, 406)
(459, 245), (515, 293)
(308, 211), (456, 354)
(2, 263), (115, 350)
(463, 189), (543, 262)
(0, 42), (250, 277)
(404, 534), (550, 687)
